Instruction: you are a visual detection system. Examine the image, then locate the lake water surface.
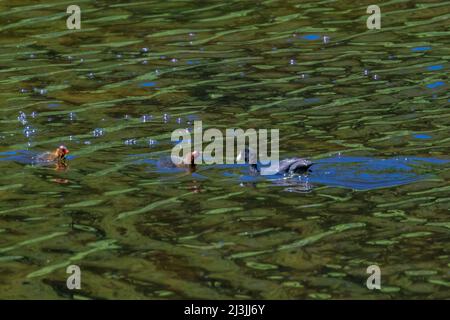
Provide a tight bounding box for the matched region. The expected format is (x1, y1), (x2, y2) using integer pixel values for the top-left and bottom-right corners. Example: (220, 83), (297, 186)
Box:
(0, 0), (449, 299)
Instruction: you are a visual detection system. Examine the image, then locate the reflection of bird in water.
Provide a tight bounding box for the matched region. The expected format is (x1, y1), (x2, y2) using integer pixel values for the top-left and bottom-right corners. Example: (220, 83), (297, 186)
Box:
(236, 148), (313, 175)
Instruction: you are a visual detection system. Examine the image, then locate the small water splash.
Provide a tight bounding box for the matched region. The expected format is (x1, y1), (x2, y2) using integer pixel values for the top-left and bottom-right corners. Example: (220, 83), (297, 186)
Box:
(141, 114), (153, 123)
(33, 88), (47, 95)
(69, 112), (77, 121)
(124, 139), (138, 146)
(23, 126), (37, 138)
(92, 128), (105, 137)
(17, 111), (28, 125)
(163, 113), (170, 123)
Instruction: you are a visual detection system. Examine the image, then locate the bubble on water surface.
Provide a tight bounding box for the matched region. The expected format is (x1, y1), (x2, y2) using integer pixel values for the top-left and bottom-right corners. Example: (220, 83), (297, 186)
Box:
(17, 111), (27, 125)
(23, 126), (37, 138)
(69, 112), (77, 121)
(92, 128), (105, 137)
(33, 88), (47, 95)
(141, 114), (153, 122)
(124, 139), (138, 145)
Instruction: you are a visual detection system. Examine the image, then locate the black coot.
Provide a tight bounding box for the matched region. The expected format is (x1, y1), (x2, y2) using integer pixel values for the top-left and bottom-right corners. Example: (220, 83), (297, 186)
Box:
(237, 148), (313, 175)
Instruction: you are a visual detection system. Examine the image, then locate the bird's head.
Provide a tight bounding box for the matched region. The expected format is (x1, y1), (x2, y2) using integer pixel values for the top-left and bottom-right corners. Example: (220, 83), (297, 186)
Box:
(55, 145), (69, 159)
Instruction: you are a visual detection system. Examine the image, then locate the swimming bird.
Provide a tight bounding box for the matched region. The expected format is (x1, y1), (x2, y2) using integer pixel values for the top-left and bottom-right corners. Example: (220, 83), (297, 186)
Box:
(236, 148), (313, 175)
(35, 145), (69, 163)
(157, 150), (200, 172)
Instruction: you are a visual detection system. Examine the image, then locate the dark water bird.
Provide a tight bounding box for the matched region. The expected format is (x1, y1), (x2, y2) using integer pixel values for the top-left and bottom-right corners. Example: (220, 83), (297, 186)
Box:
(157, 150), (200, 173)
(236, 148), (313, 175)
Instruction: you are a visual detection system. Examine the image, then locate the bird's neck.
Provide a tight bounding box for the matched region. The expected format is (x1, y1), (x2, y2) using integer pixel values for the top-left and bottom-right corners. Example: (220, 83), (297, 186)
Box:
(250, 163), (260, 174)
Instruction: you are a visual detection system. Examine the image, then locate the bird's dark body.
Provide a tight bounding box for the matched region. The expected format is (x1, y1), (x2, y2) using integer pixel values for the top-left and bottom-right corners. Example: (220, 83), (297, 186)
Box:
(238, 148), (313, 175)
(278, 158), (313, 174)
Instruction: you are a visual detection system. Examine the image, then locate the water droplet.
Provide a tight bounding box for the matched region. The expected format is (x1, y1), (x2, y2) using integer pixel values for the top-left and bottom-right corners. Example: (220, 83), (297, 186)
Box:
(124, 139), (137, 145)
(87, 72), (95, 79)
(323, 36), (330, 44)
(141, 47), (149, 53)
(171, 58), (178, 63)
(289, 59), (296, 65)
(17, 111), (27, 125)
(30, 112), (38, 118)
(34, 88), (47, 95)
(69, 112), (77, 121)
(372, 74), (379, 80)
(163, 113), (170, 123)
(23, 126), (37, 138)
(92, 128), (105, 137)
(20, 88), (28, 93)
(363, 69), (370, 76)
(141, 114), (152, 123)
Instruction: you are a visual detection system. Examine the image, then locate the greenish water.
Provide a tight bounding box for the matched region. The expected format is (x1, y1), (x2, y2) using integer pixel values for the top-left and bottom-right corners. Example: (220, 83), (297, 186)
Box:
(0, 0), (449, 299)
